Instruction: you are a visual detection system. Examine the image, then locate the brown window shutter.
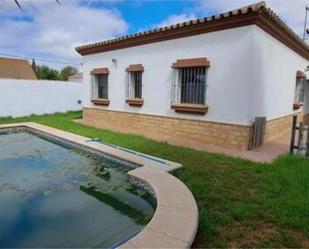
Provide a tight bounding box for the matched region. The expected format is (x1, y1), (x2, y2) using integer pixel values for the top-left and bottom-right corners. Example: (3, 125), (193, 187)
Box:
(296, 70), (306, 78)
(126, 64), (144, 72)
(171, 58), (210, 68)
(91, 68), (109, 75)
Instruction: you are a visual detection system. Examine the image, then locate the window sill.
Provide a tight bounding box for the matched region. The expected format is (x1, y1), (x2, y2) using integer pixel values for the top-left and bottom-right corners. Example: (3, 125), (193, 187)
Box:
(171, 103), (208, 114)
(293, 103), (303, 110)
(91, 99), (110, 106)
(126, 98), (144, 107)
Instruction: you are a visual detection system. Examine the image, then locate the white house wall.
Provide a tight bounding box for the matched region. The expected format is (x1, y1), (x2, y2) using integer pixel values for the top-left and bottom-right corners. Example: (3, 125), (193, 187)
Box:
(82, 25), (308, 125)
(0, 79), (83, 117)
(250, 26), (308, 121)
(82, 26), (256, 125)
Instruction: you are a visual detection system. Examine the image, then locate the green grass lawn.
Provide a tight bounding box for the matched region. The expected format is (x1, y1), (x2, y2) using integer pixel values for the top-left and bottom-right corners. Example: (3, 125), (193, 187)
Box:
(1, 111), (308, 248)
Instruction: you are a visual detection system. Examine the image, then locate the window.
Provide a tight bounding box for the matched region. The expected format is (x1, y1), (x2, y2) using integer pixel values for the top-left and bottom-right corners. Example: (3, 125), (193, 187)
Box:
(294, 78), (305, 103)
(126, 64), (144, 106)
(128, 71), (142, 99)
(97, 74), (108, 99)
(171, 58), (209, 114)
(179, 67), (206, 105)
(90, 67), (109, 106)
(294, 71), (306, 110)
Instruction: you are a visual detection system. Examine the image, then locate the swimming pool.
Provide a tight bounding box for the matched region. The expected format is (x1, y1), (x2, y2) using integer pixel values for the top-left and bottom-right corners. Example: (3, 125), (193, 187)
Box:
(0, 129), (156, 248)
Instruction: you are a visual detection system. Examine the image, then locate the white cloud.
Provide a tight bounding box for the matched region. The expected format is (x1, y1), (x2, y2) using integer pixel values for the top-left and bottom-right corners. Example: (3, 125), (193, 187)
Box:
(155, 13), (197, 28)
(0, 1), (128, 67)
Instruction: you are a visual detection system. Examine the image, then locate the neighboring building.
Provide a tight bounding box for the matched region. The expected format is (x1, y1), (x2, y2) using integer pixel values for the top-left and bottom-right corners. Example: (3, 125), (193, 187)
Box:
(0, 57), (37, 80)
(76, 2), (309, 150)
(68, 72), (83, 82)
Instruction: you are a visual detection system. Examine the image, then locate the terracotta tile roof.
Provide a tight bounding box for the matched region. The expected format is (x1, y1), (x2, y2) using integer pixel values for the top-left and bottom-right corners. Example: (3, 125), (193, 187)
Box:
(68, 72), (83, 82)
(296, 70), (306, 78)
(0, 57), (37, 80)
(68, 72), (82, 78)
(76, 1), (309, 60)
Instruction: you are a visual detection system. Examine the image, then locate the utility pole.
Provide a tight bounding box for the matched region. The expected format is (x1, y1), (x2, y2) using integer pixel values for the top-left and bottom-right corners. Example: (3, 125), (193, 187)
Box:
(303, 6), (309, 40)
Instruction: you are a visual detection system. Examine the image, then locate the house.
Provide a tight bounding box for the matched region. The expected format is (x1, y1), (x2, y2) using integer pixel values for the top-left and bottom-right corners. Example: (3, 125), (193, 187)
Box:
(68, 72), (83, 82)
(76, 1), (309, 151)
(0, 57), (37, 80)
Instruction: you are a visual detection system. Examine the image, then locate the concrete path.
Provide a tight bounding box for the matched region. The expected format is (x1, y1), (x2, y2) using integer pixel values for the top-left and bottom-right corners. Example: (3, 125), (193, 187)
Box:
(174, 131), (292, 163)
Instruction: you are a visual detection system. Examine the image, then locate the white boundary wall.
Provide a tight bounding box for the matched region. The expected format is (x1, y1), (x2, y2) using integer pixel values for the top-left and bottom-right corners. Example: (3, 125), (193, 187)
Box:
(0, 79), (83, 117)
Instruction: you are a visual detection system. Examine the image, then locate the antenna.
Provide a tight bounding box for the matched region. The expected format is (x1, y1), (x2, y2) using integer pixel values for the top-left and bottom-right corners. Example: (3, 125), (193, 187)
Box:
(303, 6), (309, 40)
(14, 0), (23, 10)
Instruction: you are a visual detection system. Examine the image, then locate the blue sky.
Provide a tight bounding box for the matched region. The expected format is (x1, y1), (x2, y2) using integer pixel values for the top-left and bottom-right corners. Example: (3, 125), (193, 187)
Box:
(0, 0), (307, 70)
(101, 1), (200, 33)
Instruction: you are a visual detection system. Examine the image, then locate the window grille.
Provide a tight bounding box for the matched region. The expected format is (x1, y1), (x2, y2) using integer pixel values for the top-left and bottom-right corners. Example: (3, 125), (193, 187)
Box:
(171, 66), (207, 105)
(126, 71), (142, 99)
(294, 77), (305, 103)
(92, 74), (108, 99)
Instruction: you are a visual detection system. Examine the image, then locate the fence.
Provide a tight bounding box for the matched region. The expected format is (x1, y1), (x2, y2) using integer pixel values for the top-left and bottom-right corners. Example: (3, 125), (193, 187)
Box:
(0, 78), (83, 118)
(289, 115), (309, 155)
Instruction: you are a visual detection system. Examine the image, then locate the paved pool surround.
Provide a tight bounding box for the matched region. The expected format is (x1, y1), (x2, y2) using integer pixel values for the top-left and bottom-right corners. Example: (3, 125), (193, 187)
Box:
(0, 122), (198, 248)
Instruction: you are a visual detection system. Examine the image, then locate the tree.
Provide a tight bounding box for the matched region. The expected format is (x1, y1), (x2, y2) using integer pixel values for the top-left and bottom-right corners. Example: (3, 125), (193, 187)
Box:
(31, 58), (38, 76)
(35, 65), (79, 81)
(59, 66), (78, 81)
(36, 65), (59, 80)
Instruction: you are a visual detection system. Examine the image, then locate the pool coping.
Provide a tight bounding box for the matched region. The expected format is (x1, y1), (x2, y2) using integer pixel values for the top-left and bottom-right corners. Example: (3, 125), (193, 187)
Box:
(0, 122), (198, 249)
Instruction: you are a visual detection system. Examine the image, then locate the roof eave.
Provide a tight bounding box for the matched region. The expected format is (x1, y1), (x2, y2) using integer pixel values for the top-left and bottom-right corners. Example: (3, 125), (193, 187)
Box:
(76, 11), (259, 56)
(76, 7), (309, 61)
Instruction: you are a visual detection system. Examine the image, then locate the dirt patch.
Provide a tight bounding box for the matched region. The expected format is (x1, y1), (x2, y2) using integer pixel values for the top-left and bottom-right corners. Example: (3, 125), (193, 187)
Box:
(227, 222), (278, 248)
(219, 221), (309, 248)
(247, 187), (260, 195)
(191, 231), (205, 248)
(288, 229), (309, 248)
(216, 163), (231, 170)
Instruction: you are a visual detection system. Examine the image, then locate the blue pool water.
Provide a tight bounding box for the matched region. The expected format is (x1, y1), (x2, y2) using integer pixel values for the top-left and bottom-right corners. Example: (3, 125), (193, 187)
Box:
(0, 131), (155, 248)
